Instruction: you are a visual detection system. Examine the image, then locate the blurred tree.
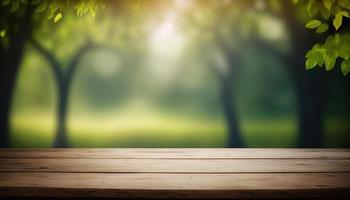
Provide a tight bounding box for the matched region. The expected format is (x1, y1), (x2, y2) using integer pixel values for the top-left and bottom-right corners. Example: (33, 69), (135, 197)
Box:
(30, 38), (94, 147)
(29, 3), (148, 147)
(3, 0), (347, 148)
(0, 1), (34, 147)
(183, 0), (331, 147)
(0, 0), (102, 147)
(181, 1), (256, 147)
(254, 0), (327, 147)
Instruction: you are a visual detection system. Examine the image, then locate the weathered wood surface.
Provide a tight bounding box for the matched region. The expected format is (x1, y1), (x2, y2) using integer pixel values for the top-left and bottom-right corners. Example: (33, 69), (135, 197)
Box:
(0, 148), (349, 199)
(1, 148), (349, 159)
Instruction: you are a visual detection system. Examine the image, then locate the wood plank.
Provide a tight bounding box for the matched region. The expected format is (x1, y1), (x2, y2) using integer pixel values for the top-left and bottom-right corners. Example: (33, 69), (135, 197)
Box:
(1, 172), (349, 199)
(1, 158), (350, 173)
(0, 148), (349, 159)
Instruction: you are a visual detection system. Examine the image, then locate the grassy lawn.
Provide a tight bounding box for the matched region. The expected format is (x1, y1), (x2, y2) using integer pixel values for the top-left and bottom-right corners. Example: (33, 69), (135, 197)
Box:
(9, 113), (350, 148)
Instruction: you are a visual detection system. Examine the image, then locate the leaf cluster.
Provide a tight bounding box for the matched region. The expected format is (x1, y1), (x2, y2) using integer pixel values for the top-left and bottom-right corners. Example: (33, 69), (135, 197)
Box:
(306, 33), (350, 75)
(298, 0), (350, 75)
(2, 0), (102, 23)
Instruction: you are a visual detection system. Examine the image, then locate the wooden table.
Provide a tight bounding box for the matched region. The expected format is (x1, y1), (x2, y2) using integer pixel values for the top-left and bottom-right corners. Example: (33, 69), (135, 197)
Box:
(0, 148), (349, 199)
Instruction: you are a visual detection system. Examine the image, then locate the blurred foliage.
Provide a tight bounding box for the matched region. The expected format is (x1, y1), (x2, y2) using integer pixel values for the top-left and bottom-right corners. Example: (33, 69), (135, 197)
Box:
(1, 0), (101, 23)
(1, 0), (349, 147)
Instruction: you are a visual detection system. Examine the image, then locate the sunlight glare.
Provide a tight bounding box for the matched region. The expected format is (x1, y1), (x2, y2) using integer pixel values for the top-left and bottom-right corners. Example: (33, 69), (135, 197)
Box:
(148, 12), (186, 84)
(150, 14), (184, 58)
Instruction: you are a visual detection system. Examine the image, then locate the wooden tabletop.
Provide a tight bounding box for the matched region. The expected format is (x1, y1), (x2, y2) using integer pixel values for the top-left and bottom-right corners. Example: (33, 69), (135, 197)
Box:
(0, 148), (349, 199)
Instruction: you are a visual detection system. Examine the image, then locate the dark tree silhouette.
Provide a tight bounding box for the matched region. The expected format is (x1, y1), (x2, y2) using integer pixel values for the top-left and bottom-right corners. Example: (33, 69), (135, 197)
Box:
(0, 0), (104, 148)
(282, 2), (326, 147)
(208, 37), (244, 148)
(190, 3), (248, 148)
(0, 6), (34, 147)
(30, 38), (94, 147)
(255, 1), (327, 147)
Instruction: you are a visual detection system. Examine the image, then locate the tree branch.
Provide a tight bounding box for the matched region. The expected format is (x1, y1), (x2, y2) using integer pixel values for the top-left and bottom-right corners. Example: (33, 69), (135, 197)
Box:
(29, 37), (64, 88)
(65, 41), (95, 88)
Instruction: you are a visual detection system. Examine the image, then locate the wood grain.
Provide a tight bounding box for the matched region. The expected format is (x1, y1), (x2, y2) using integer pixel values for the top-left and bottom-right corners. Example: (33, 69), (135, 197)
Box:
(0, 148), (349, 159)
(0, 148), (349, 199)
(1, 172), (350, 199)
(0, 158), (349, 173)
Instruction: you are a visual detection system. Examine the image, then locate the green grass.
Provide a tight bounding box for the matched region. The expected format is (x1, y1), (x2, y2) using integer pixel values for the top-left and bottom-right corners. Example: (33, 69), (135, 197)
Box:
(9, 113), (350, 147)
(242, 118), (297, 147)
(325, 119), (350, 147)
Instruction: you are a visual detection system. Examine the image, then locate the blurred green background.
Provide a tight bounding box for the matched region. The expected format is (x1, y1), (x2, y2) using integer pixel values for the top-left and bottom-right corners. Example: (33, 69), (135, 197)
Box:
(3, 0), (350, 148)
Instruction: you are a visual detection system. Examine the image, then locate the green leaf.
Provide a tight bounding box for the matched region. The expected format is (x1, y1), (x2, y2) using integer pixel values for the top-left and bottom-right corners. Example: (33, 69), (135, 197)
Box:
(11, 0), (20, 12)
(306, 45), (326, 66)
(309, 1), (321, 16)
(337, 0), (350, 9)
(333, 12), (343, 30)
(49, 0), (59, 13)
(0, 30), (6, 38)
(306, 57), (317, 69)
(325, 55), (337, 70)
(339, 40), (350, 59)
(321, 5), (331, 19)
(340, 10), (350, 17)
(47, 10), (54, 19)
(35, 1), (47, 13)
(341, 59), (350, 75)
(53, 12), (62, 23)
(316, 23), (329, 33)
(305, 19), (322, 28)
(323, 0), (333, 10)
(334, 33), (341, 44)
(307, 0), (316, 15)
(89, 6), (97, 18)
(331, 4), (341, 15)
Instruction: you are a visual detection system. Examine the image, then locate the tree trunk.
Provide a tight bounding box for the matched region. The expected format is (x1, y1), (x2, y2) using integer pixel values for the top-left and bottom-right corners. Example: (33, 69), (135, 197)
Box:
(287, 32), (326, 147)
(0, 8), (33, 147)
(280, 1), (327, 147)
(293, 68), (326, 147)
(0, 48), (26, 147)
(31, 39), (93, 148)
(0, 73), (15, 147)
(53, 42), (93, 148)
(213, 38), (244, 148)
(54, 81), (70, 148)
(221, 76), (243, 148)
